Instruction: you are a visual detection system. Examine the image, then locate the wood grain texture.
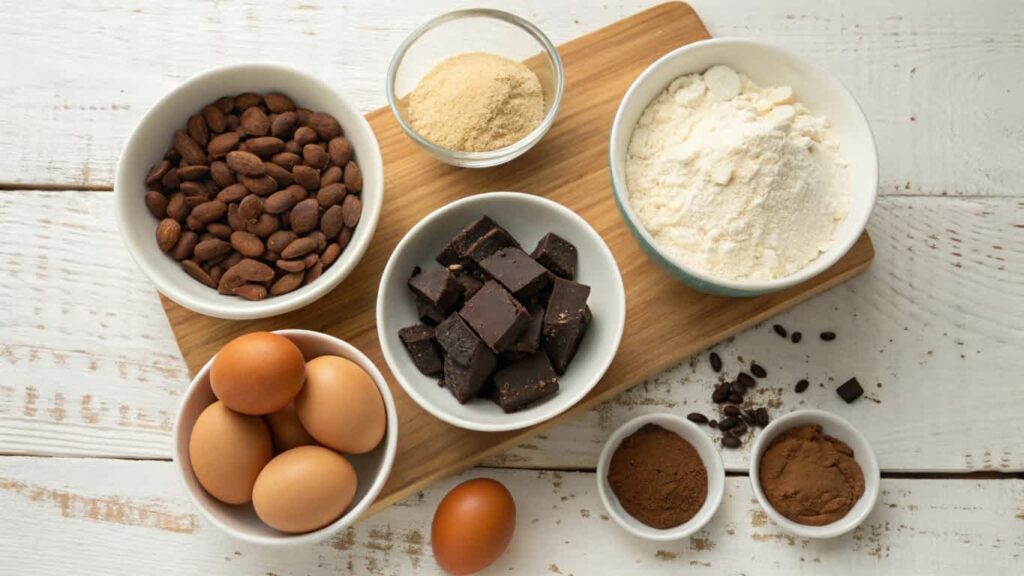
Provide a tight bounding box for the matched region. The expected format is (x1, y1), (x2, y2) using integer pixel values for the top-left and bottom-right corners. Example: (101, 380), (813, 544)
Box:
(0, 456), (1021, 575)
(156, 4), (872, 515)
(0, 0), (1020, 196)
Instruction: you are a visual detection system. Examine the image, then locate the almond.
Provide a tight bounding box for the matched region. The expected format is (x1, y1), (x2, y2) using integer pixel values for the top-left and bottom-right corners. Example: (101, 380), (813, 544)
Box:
(343, 161), (363, 193)
(207, 132), (240, 158)
(156, 218), (181, 252)
(265, 93), (296, 113)
(171, 231), (199, 260)
(341, 194), (362, 228)
(187, 114), (209, 146)
(181, 260), (215, 288)
(244, 136), (284, 157)
(276, 259), (306, 273)
(214, 96), (235, 114)
(239, 106), (270, 137)
(191, 200), (227, 224)
(271, 272), (305, 296)
(227, 203), (246, 231)
(215, 183), (249, 203)
(234, 92), (263, 111)
(304, 261), (323, 285)
(145, 160), (171, 188)
(210, 161), (235, 188)
(321, 242), (341, 269)
(337, 226), (353, 251)
(293, 125), (317, 146)
(173, 130), (206, 165)
(247, 213), (280, 238)
(242, 174), (278, 196)
(302, 143), (329, 169)
(145, 191), (168, 219)
(239, 194), (263, 221)
(194, 238), (232, 261)
(308, 112), (342, 140)
(177, 164), (209, 181)
(206, 223), (233, 240)
(271, 111), (297, 139)
(263, 162), (293, 187)
(281, 236), (318, 259)
(316, 183), (346, 208)
(230, 231), (265, 258)
(161, 166), (181, 190)
(290, 198), (320, 234)
(230, 258), (275, 282)
(271, 151), (302, 171)
(328, 137), (353, 167)
(166, 192), (187, 221)
(232, 283), (268, 301)
(202, 105), (227, 133)
(319, 165), (342, 188)
(264, 189), (298, 214)
(226, 150), (265, 176)
(292, 165), (319, 190)
(267, 230), (298, 253)
(321, 205), (344, 239)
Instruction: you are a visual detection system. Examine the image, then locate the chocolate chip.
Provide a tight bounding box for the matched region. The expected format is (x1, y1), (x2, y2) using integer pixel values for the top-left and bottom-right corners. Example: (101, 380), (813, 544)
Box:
(755, 407), (770, 427)
(795, 379), (810, 393)
(790, 331), (802, 343)
(732, 422), (748, 436)
(721, 435), (741, 449)
(709, 351), (722, 372)
(718, 416), (738, 431)
(709, 419), (718, 429)
(737, 372), (756, 388)
(772, 324), (788, 338)
(712, 383), (730, 403)
(750, 363), (767, 378)
(836, 377), (864, 403)
(820, 331), (837, 341)
(687, 412), (709, 424)
(723, 405), (740, 417)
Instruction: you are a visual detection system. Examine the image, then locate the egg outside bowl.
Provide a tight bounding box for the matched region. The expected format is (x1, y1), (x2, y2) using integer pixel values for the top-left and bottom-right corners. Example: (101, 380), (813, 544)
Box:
(749, 409), (880, 539)
(596, 413), (725, 541)
(609, 38), (878, 297)
(115, 63), (383, 320)
(386, 9), (564, 168)
(376, 192), (626, 432)
(171, 329), (399, 547)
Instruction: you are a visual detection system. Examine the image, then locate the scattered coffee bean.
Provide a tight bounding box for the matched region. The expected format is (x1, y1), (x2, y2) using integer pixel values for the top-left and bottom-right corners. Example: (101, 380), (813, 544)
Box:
(739, 410), (756, 426)
(820, 331), (837, 341)
(718, 416), (738, 431)
(708, 419), (718, 429)
(755, 407), (770, 427)
(729, 381), (746, 397)
(728, 393), (743, 404)
(721, 435), (741, 449)
(723, 405), (740, 417)
(836, 377), (864, 403)
(731, 422), (748, 436)
(686, 412), (709, 424)
(709, 351), (722, 372)
(795, 379), (810, 393)
(712, 383), (730, 403)
(772, 324), (788, 338)
(750, 363), (767, 378)
(790, 331), (802, 343)
(737, 372), (756, 388)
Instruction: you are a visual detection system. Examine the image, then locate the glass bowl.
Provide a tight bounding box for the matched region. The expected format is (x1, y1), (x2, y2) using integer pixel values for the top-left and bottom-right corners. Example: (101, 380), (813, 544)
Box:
(386, 9), (564, 168)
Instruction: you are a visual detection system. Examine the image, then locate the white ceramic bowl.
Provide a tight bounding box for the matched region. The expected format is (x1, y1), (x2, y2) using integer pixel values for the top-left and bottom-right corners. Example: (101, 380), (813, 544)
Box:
(596, 413), (725, 541)
(376, 192), (626, 432)
(115, 63), (383, 319)
(609, 38), (878, 297)
(171, 329), (398, 547)
(749, 409), (880, 538)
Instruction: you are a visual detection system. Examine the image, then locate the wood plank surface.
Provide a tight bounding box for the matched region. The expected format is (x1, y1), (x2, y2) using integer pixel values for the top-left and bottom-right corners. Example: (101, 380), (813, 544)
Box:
(157, 3), (873, 514)
(0, 456), (1020, 575)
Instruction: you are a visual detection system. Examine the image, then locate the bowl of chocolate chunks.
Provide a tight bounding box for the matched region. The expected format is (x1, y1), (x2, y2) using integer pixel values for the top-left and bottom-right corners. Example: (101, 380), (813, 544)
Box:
(377, 192), (626, 432)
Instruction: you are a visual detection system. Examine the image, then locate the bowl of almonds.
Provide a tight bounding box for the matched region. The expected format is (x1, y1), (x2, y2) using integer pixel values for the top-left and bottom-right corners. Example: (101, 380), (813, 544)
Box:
(115, 63), (383, 319)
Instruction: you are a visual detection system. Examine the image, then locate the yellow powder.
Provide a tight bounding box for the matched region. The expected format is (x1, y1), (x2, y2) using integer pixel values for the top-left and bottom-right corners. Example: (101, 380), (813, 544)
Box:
(407, 52), (545, 152)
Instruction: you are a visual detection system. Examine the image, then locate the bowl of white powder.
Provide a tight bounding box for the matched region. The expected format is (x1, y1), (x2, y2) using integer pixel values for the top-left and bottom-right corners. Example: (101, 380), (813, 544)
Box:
(609, 39), (877, 297)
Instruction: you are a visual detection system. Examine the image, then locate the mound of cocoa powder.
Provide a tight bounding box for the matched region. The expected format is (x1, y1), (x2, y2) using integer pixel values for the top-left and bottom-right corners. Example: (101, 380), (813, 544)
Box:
(607, 424), (708, 529)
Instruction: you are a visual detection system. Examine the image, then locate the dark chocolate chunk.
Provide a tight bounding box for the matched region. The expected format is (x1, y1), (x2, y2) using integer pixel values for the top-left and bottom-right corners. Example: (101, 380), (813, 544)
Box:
(790, 331), (802, 343)
(408, 266), (463, 312)
(479, 247), (551, 301)
(493, 351), (559, 413)
(686, 412), (708, 424)
(542, 277), (591, 374)
(436, 216), (498, 267)
(772, 324), (788, 338)
(530, 232), (577, 279)
(820, 331), (837, 341)
(416, 296), (446, 326)
(444, 352), (496, 404)
(398, 324), (443, 376)
(709, 351), (722, 372)
(465, 227), (519, 264)
(750, 363), (767, 378)
(435, 313), (490, 367)
(460, 280), (530, 353)
(507, 304), (544, 356)
(737, 372), (756, 388)
(795, 379), (810, 393)
(721, 435), (741, 448)
(454, 273), (483, 300)
(836, 377), (864, 403)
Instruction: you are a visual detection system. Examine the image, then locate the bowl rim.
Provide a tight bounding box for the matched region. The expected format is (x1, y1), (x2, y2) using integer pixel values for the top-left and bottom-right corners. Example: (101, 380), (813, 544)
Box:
(114, 62), (384, 320)
(385, 8), (565, 163)
(748, 408), (881, 539)
(596, 412), (726, 541)
(608, 37), (878, 294)
(170, 329), (399, 547)
(376, 191), (626, 432)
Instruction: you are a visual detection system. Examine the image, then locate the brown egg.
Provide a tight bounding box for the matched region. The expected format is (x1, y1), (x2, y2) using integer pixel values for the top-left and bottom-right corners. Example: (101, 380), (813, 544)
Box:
(295, 355), (385, 454)
(211, 331), (306, 415)
(264, 401), (316, 453)
(188, 401), (272, 505)
(432, 478), (516, 575)
(252, 445), (358, 533)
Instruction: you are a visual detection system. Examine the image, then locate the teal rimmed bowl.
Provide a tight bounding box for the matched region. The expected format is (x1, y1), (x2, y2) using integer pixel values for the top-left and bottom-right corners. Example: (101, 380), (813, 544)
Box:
(609, 39), (877, 297)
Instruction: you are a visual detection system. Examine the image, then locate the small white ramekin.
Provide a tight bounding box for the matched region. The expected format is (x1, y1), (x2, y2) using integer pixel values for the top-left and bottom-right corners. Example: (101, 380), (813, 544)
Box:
(597, 413), (725, 541)
(749, 409), (880, 538)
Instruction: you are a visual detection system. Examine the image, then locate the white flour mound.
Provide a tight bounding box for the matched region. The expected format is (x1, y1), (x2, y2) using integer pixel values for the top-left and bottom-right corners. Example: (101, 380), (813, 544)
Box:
(625, 65), (848, 282)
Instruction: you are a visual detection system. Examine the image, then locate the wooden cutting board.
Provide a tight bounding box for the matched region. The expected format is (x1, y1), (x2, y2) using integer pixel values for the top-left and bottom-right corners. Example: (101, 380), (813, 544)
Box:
(161, 2), (874, 515)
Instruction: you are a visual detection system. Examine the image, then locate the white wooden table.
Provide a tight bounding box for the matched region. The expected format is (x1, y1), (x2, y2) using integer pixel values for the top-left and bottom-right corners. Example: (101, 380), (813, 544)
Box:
(1, 1), (1022, 573)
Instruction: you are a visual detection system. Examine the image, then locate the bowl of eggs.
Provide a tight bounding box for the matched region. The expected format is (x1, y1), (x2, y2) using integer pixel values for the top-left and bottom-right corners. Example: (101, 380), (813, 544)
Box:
(172, 329), (398, 546)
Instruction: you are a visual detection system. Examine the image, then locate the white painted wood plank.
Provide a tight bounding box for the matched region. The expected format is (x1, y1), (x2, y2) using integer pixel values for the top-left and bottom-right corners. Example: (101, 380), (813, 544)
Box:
(1, 192), (1021, 471)
(0, 457), (1020, 575)
(0, 0), (1020, 197)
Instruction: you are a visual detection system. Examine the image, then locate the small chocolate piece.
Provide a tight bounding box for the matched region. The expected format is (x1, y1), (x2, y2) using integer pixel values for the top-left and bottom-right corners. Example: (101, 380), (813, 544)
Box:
(530, 232), (577, 279)
(398, 325), (443, 376)
(709, 352), (722, 372)
(435, 313), (490, 367)
(820, 331), (837, 341)
(686, 412), (709, 424)
(479, 247), (551, 301)
(408, 266), (463, 312)
(416, 297), (446, 326)
(836, 377), (864, 403)
(444, 353), (496, 404)
(795, 379), (810, 393)
(790, 331), (802, 343)
(750, 363), (767, 378)
(507, 304), (545, 356)
(460, 281), (531, 353)
(454, 273), (483, 300)
(493, 351), (559, 413)
(542, 277), (591, 374)
(772, 324), (788, 338)
(436, 216), (498, 267)
(465, 227), (519, 264)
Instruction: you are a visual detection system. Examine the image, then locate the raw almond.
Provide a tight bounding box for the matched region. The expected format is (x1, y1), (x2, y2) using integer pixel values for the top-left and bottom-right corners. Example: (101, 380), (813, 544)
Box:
(145, 160), (171, 187)
(230, 231), (265, 258)
(202, 105), (227, 133)
(161, 167), (181, 190)
(215, 183), (249, 203)
(321, 242), (341, 268)
(247, 213), (280, 237)
(242, 174), (278, 196)
(187, 114), (209, 146)
(302, 143), (329, 169)
(145, 191), (168, 219)
(217, 267), (245, 294)
(156, 218), (182, 252)
(227, 203), (246, 231)
(263, 162), (293, 187)
(271, 272), (304, 295)
(294, 125), (317, 146)
(194, 238), (232, 261)
(272, 151), (302, 171)
(292, 165), (319, 190)
(192, 200), (227, 224)
(238, 194), (263, 220)
(230, 258), (275, 282)
(180, 180), (209, 198)
(319, 165), (342, 188)
(316, 183), (346, 208)
(172, 231), (200, 260)
(244, 136), (284, 157)
(265, 93), (296, 113)
(214, 96), (235, 114)
(304, 261), (323, 285)
(308, 112), (342, 140)
(173, 130), (206, 165)
(281, 236), (318, 259)
(226, 150), (265, 176)
(181, 260), (215, 288)
(290, 198), (320, 234)
(234, 92), (263, 111)
(186, 215), (204, 232)
(232, 283), (268, 301)
(303, 253), (319, 269)
(166, 192), (187, 221)
(337, 226), (353, 251)
(206, 223), (232, 240)
(207, 132), (240, 158)
(177, 164), (209, 181)
(321, 205), (344, 239)
(276, 259), (306, 273)
(267, 230), (297, 253)
(240, 107), (270, 137)
(271, 111), (297, 139)
(341, 194), (362, 228)
(264, 189), (298, 214)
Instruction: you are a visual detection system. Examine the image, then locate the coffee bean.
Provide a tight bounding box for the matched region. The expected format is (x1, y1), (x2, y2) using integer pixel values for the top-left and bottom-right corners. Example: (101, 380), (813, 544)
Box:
(709, 352), (722, 372)
(795, 379), (810, 393)
(729, 381), (746, 396)
(820, 331), (837, 341)
(755, 407), (769, 427)
(728, 393), (743, 404)
(836, 377), (864, 403)
(739, 410), (755, 426)
(718, 416), (738, 431)
(686, 412), (709, 424)
(737, 372), (755, 388)
(790, 331), (802, 343)
(732, 422), (748, 436)
(712, 383), (730, 403)
(750, 363), (767, 378)
(772, 324), (788, 338)
(721, 435), (741, 449)
(723, 405), (740, 417)
(708, 419), (718, 429)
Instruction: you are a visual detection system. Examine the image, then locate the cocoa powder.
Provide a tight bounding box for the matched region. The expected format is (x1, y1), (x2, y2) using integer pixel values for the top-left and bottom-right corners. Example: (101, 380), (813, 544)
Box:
(758, 424), (865, 526)
(607, 424), (708, 529)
